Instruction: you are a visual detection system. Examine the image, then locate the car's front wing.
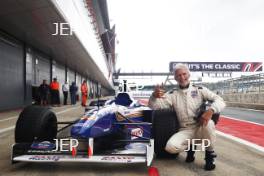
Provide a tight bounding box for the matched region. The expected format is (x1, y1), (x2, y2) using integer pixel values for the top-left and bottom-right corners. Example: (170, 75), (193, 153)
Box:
(11, 139), (154, 166)
(12, 154), (147, 164)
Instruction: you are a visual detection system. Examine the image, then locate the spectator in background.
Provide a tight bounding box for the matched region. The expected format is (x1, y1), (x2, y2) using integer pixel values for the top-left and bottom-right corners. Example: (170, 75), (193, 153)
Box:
(50, 78), (60, 106)
(70, 82), (78, 105)
(62, 82), (69, 105)
(76, 84), (79, 101)
(39, 79), (49, 106)
(81, 80), (88, 106)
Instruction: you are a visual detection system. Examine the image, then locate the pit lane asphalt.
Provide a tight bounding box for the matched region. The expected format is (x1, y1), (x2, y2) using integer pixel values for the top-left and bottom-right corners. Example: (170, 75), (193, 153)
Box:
(222, 107), (264, 124)
(0, 105), (264, 176)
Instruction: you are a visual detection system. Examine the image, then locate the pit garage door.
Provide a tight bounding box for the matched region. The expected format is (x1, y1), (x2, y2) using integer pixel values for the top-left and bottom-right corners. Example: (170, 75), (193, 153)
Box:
(76, 73), (82, 87)
(31, 52), (51, 104)
(68, 69), (75, 84)
(32, 53), (50, 86)
(53, 62), (65, 102)
(53, 62), (65, 86)
(0, 35), (24, 110)
(76, 73), (82, 100)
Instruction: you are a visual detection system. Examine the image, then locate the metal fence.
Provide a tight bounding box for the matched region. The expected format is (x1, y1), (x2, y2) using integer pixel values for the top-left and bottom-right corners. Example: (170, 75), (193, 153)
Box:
(202, 73), (264, 94)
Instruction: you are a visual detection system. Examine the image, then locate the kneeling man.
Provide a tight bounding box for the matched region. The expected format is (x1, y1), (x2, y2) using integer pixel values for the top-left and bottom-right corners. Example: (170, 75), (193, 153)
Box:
(148, 63), (225, 170)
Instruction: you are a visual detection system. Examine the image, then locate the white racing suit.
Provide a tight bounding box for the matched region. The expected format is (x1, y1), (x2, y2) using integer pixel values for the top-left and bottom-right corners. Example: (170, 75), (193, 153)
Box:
(148, 85), (226, 153)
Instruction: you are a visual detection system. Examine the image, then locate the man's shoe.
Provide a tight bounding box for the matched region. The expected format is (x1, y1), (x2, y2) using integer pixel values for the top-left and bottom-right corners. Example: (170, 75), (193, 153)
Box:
(204, 150), (217, 171)
(185, 145), (195, 163)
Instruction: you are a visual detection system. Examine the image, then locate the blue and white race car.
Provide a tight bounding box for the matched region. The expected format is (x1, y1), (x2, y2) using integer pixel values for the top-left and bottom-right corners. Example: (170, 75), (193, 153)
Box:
(12, 93), (181, 166)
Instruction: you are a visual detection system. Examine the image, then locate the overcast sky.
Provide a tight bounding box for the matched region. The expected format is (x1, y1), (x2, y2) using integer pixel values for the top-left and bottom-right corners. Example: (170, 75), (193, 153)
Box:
(107, 0), (264, 84)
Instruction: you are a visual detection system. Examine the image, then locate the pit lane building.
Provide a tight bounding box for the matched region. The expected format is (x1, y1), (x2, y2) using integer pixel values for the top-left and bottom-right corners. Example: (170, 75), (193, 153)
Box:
(0, 0), (116, 111)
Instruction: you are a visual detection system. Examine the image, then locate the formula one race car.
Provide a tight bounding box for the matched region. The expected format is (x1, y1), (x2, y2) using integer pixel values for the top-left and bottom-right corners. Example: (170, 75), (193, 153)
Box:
(11, 93), (180, 166)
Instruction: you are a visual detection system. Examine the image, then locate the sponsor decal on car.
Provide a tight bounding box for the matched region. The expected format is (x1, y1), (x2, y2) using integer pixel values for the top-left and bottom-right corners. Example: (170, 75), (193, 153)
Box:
(101, 156), (134, 162)
(28, 150), (61, 154)
(131, 128), (143, 139)
(29, 155), (61, 161)
(31, 141), (56, 150)
(103, 128), (110, 132)
(115, 112), (143, 121)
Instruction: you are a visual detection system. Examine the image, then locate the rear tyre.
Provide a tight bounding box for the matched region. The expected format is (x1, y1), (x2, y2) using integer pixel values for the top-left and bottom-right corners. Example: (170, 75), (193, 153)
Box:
(152, 109), (180, 158)
(15, 106), (57, 143)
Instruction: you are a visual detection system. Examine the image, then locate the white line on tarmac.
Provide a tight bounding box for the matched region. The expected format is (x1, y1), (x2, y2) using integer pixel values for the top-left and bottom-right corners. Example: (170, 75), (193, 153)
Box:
(216, 131), (264, 153)
(0, 106), (80, 123)
(0, 126), (15, 134)
(221, 115), (264, 126)
(0, 116), (17, 122)
(55, 106), (80, 114)
(0, 106), (81, 134)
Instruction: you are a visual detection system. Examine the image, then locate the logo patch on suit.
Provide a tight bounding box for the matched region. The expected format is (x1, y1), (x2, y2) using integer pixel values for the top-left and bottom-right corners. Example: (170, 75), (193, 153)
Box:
(191, 90), (198, 98)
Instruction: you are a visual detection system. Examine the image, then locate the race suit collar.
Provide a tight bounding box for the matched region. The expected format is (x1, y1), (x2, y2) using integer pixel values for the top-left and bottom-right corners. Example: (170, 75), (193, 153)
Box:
(179, 83), (190, 90)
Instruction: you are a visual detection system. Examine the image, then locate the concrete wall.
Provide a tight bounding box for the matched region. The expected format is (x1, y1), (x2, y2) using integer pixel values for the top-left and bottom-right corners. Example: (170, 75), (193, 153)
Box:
(222, 93), (264, 110)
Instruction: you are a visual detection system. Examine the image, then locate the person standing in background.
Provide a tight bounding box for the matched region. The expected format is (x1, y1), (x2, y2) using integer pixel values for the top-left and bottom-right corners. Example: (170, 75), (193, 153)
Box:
(62, 82), (69, 105)
(81, 80), (88, 106)
(50, 78), (60, 106)
(39, 79), (49, 106)
(70, 82), (78, 105)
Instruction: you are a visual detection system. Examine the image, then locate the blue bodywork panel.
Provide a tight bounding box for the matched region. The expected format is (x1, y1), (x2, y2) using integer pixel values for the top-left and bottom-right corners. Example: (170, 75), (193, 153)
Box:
(71, 93), (152, 140)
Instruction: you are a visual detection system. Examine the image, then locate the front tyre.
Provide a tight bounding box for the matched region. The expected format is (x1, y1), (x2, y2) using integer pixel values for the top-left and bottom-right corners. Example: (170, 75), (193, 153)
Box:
(15, 106), (57, 143)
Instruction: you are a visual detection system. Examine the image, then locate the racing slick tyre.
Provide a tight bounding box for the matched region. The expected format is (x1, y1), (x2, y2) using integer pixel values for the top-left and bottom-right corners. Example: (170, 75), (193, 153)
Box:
(15, 106), (57, 143)
(152, 109), (180, 158)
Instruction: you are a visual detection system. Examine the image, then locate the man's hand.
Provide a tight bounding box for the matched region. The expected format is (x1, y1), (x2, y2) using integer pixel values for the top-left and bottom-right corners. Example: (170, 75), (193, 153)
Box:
(199, 108), (214, 126)
(153, 83), (165, 98)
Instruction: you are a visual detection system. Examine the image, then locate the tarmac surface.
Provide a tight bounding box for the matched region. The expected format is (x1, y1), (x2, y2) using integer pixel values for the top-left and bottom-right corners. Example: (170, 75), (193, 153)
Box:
(222, 107), (264, 124)
(0, 104), (264, 176)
